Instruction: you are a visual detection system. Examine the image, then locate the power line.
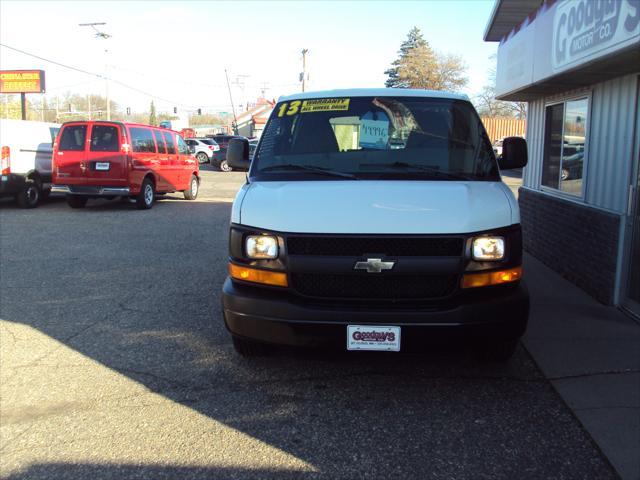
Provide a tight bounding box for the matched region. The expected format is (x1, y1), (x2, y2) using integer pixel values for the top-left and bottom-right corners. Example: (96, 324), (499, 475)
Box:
(0, 43), (204, 109)
(0, 43), (103, 78)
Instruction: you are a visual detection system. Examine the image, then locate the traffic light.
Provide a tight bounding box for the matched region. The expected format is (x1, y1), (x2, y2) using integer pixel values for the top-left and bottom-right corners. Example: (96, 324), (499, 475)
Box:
(126, 107), (131, 115)
(173, 107), (177, 114)
(197, 108), (202, 115)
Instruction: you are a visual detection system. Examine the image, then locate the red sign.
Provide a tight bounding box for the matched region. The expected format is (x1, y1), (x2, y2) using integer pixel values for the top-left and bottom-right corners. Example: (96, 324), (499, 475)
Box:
(0, 70), (46, 94)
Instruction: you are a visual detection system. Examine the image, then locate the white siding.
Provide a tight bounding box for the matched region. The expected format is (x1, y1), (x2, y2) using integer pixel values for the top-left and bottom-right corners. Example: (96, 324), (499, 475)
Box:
(587, 75), (639, 213)
(523, 74), (639, 214)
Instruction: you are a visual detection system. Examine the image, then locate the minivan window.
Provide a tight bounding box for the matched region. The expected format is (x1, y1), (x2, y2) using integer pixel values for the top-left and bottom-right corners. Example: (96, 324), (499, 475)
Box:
(176, 136), (189, 155)
(130, 127), (156, 153)
(90, 125), (119, 152)
(253, 96), (499, 181)
(163, 131), (176, 154)
(153, 130), (167, 154)
(59, 125), (87, 151)
(199, 139), (217, 146)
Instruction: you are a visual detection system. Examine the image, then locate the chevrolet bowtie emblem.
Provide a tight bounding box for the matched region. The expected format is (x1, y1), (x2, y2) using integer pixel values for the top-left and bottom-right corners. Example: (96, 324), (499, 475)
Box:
(354, 258), (395, 273)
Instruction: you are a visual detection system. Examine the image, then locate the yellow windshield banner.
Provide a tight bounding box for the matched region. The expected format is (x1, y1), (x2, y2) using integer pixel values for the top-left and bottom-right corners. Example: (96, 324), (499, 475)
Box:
(300, 98), (350, 113)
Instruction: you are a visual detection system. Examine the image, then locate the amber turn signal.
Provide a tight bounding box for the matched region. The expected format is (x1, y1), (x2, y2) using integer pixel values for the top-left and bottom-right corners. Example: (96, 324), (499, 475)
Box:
(229, 263), (288, 287)
(461, 266), (522, 289)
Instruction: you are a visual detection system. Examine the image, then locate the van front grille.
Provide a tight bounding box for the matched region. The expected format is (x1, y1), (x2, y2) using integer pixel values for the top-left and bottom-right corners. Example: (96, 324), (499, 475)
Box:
(287, 236), (463, 257)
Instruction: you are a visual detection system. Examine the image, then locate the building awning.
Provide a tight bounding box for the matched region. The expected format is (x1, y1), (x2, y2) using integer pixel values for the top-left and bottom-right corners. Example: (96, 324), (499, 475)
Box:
(497, 44), (640, 101)
(484, 0), (544, 41)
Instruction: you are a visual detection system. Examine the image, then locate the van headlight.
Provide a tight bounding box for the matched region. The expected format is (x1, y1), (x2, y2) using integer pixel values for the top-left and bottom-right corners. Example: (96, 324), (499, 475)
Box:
(472, 236), (505, 261)
(246, 235), (279, 259)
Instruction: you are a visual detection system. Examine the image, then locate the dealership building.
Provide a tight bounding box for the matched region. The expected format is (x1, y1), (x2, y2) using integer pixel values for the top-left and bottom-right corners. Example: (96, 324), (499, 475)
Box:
(485, 0), (640, 318)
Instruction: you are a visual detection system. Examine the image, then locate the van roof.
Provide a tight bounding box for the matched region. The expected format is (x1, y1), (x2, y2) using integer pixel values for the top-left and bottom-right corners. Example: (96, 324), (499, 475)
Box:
(278, 88), (469, 102)
(59, 120), (174, 130)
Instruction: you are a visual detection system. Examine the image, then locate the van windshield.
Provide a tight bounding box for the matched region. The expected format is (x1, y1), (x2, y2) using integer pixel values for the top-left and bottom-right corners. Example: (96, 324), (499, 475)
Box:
(252, 96), (499, 181)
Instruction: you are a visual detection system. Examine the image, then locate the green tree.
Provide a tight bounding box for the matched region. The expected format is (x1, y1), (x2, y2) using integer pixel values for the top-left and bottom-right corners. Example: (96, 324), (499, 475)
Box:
(149, 101), (157, 126)
(384, 27), (428, 88)
(385, 27), (468, 92)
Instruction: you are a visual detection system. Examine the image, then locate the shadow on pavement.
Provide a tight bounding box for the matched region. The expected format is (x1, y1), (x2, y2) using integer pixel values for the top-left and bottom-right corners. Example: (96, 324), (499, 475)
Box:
(0, 200), (616, 479)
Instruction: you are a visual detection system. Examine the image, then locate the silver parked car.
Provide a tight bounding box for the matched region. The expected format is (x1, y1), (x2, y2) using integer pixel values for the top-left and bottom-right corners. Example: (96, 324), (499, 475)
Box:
(185, 138), (220, 164)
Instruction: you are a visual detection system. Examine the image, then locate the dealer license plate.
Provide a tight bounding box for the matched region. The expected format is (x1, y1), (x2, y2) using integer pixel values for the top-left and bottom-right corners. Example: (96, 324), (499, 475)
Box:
(347, 325), (401, 352)
(95, 162), (110, 171)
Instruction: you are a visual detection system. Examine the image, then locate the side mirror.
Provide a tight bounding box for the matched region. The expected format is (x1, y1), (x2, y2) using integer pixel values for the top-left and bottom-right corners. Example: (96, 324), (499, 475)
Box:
(188, 146), (195, 154)
(499, 137), (528, 170)
(226, 138), (250, 171)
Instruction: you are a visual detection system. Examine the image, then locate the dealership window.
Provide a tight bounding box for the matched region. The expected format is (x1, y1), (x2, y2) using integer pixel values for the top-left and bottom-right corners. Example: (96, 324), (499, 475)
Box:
(541, 98), (589, 196)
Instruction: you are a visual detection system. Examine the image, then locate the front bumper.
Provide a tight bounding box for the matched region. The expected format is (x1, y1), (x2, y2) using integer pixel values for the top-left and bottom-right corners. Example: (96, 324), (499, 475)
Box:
(0, 174), (27, 196)
(222, 278), (529, 351)
(52, 184), (130, 196)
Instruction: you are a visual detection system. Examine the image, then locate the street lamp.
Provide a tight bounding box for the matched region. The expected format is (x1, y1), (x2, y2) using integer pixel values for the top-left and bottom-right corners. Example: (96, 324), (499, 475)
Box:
(79, 22), (111, 120)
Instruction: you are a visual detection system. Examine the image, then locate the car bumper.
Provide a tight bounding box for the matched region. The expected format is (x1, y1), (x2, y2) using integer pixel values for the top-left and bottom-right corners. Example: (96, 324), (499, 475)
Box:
(222, 279), (529, 351)
(52, 184), (130, 196)
(0, 174), (26, 196)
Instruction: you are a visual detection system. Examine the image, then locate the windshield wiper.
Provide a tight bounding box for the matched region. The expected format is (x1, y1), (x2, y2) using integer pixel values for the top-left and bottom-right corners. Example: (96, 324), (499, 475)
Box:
(360, 162), (472, 180)
(259, 164), (357, 179)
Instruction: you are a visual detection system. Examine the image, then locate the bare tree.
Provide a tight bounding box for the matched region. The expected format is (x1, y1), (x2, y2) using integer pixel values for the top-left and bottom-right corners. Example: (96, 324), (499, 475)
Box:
(474, 54), (526, 119)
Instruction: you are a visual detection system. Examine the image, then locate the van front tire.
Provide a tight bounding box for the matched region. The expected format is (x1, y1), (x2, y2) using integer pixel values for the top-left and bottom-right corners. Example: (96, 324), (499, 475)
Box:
(136, 178), (155, 210)
(66, 195), (88, 209)
(183, 175), (199, 200)
(16, 179), (40, 208)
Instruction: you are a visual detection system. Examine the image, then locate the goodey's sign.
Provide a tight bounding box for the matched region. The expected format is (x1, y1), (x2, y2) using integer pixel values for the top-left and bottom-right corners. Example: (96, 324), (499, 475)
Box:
(554, 0), (640, 69)
(495, 0), (640, 98)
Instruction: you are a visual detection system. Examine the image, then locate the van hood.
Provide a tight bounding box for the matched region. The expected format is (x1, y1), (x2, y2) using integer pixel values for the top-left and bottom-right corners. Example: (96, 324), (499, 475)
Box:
(238, 180), (516, 234)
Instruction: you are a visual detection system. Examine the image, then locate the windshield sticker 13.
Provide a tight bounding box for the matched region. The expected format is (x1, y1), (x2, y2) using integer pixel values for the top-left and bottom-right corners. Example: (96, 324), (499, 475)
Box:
(277, 98), (351, 117)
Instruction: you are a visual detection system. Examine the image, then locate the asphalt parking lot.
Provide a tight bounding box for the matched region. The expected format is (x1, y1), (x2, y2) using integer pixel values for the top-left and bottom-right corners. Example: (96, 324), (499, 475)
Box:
(0, 167), (617, 479)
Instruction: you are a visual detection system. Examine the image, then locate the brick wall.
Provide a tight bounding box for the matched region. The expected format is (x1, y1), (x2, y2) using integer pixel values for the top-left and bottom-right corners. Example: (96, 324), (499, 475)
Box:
(519, 188), (620, 305)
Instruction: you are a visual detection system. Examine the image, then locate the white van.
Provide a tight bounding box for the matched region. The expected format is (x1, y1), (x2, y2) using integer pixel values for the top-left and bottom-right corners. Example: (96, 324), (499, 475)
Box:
(222, 89), (529, 361)
(0, 119), (60, 208)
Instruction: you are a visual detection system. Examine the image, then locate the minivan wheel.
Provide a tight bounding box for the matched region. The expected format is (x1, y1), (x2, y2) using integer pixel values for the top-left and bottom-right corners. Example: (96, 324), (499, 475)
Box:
(16, 179), (40, 208)
(475, 338), (519, 362)
(232, 336), (269, 357)
(196, 152), (209, 164)
(219, 160), (233, 172)
(136, 178), (155, 210)
(66, 195), (88, 208)
(183, 175), (199, 200)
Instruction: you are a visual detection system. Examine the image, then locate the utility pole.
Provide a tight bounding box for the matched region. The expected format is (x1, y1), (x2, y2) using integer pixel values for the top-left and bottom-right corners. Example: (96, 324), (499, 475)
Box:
(87, 94), (92, 120)
(79, 22), (111, 120)
(225, 69), (239, 135)
(301, 49), (309, 92)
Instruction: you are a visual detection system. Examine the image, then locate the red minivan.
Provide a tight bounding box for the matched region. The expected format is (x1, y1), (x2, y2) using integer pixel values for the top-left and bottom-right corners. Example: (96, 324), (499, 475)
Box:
(51, 121), (200, 209)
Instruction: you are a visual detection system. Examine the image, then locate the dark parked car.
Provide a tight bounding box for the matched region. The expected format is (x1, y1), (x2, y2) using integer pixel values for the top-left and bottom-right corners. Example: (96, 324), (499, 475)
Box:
(248, 138), (259, 159)
(206, 134), (246, 171)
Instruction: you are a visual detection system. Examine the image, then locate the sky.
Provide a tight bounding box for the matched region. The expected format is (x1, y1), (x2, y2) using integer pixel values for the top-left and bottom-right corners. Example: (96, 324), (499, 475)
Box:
(0, 0), (499, 116)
